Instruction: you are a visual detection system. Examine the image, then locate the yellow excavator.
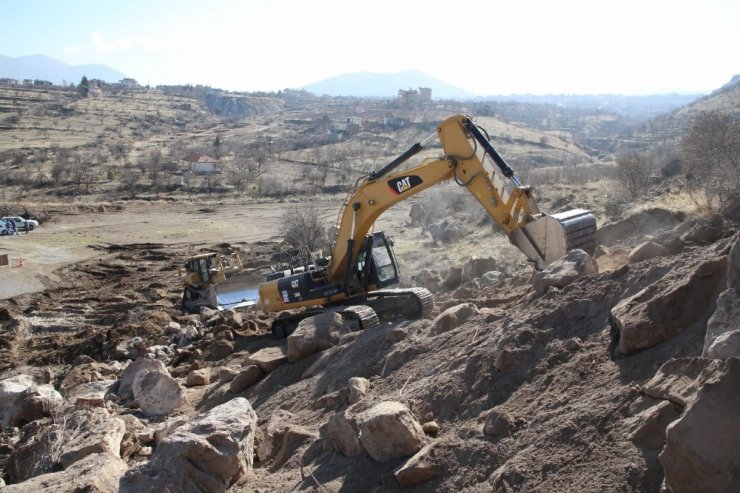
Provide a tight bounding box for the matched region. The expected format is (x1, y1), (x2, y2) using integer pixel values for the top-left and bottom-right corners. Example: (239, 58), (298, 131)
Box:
(257, 114), (596, 337)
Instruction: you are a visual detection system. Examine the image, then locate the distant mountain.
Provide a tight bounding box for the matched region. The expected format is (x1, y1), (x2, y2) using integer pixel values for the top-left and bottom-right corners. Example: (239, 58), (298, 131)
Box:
(0, 54), (127, 85)
(476, 93), (706, 121)
(300, 70), (477, 99)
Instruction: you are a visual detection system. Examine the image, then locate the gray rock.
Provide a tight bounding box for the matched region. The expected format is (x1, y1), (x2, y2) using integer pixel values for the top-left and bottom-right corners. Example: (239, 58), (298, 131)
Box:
(483, 408), (513, 437)
(65, 379), (117, 407)
(531, 249), (598, 294)
(58, 408), (127, 468)
(348, 377), (370, 404)
(660, 359), (740, 493)
(229, 365), (264, 393)
(0, 374), (35, 412)
(428, 219), (464, 243)
(2, 384), (63, 429)
(132, 369), (185, 417)
(270, 425), (318, 469)
(118, 358), (168, 400)
(612, 257), (726, 354)
(729, 233), (740, 289)
(429, 303), (478, 336)
(706, 329), (740, 359)
(462, 256), (497, 282)
(357, 401), (425, 462)
(394, 444), (442, 487)
(326, 410), (364, 457)
(627, 241), (669, 263)
(287, 312), (357, 363)
(480, 270), (505, 286)
(625, 400), (681, 449)
(443, 266), (463, 290)
(680, 214), (724, 244)
(121, 397), (258, 493)
(3, 452), (127, 493)
(246, 346), (288, 372)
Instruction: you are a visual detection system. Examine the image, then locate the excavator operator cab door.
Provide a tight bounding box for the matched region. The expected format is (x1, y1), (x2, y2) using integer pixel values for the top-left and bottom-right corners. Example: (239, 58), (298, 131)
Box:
(357, 232), (400, 289)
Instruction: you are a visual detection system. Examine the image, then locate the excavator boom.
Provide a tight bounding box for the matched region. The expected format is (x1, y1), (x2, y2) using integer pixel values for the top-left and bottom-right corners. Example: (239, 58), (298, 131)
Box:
(327, 114), (596, 276)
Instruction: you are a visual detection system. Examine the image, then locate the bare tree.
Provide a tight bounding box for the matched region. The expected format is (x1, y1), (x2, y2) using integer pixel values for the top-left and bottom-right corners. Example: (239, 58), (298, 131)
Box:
(119, 165), (140, 198)
(682, 110), (739, 210)
(281, 204), (329, 252)
(614, 152), (652, 200)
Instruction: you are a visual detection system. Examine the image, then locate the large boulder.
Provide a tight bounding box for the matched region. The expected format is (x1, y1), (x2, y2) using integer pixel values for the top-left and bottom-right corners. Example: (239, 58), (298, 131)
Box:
(429, 303), (478, 336)
(703, 289), (740, 357)
(58, 407), (127, 468)
(0, 374), (35, 411)
(531, 249), (598, 294)
(394, 444), (443, 487)
(462, 256), (497, 282)
(660, 359), (740, 492)
(245, 346), (288, 373)
(132, 369), (185, 417)
(2, 384), (63, 429)
(357, 401), (425, 462)
(325, 410), (364, 457)
(118, 358), (168, 400)
(7, 407), (125, 483)
(612, 257), (726, 354)
(627, 241), (669, 263)
(3, 452), (127, 493)
(229, 365), (264, 393)
(705, 330), (740, 359)
(428, 219), (464, 243)
(286, 312), (357, 362)
(121, 397), (258, 493)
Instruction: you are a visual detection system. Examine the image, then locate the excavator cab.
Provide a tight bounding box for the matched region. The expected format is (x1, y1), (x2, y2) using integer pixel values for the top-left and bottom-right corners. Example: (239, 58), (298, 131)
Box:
(355, 232), (400, 291)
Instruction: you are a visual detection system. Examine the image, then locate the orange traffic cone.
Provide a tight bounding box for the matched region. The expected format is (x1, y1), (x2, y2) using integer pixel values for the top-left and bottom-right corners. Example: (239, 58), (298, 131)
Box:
(18, 258), (23, 268)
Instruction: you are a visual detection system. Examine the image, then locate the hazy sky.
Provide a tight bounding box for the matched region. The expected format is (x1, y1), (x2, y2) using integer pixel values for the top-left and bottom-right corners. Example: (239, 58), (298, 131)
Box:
(1, 0), (738, 95)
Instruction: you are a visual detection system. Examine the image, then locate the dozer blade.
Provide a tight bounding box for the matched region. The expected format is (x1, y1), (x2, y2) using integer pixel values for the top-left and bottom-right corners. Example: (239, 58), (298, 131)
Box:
(508, 209), (597, 270)
(213, 274), (263, 310)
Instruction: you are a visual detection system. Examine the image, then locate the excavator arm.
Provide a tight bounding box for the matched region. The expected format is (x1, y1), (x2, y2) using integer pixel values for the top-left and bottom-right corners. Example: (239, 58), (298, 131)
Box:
(326, 114), (595, 279)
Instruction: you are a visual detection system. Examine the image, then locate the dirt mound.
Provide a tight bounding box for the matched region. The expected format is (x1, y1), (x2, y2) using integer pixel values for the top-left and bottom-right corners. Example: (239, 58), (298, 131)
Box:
(597, 207), (686, 247)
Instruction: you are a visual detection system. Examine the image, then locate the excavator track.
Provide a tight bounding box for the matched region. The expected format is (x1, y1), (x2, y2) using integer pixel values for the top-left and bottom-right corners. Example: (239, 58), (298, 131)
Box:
(271, 304), (379, 338)
(334, 305), (380, 330)
(365, 287), (434, 321)
(270, 289), (432, 339)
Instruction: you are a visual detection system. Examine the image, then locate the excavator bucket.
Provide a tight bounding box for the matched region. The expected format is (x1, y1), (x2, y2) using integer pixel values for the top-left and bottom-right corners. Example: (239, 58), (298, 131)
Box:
(508, 209), (597, 270)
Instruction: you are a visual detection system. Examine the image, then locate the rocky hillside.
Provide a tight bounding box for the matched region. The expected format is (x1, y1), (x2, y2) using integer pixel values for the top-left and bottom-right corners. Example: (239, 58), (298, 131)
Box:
(629, 74), (740, 148)
(0, 206), (738, 492)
